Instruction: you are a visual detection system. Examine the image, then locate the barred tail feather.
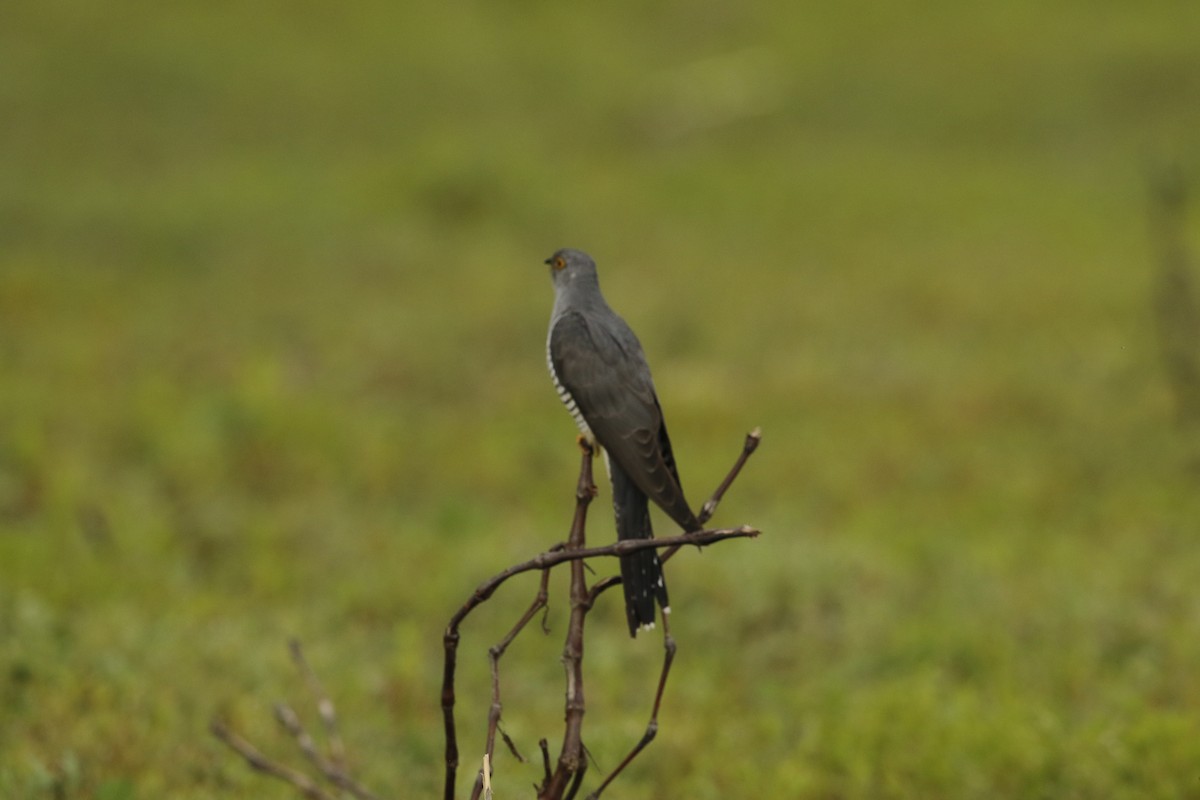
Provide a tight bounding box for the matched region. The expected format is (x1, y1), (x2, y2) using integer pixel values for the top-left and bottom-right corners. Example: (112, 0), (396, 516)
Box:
(618, 546), (668, 637)
(611, 461), (670, 637)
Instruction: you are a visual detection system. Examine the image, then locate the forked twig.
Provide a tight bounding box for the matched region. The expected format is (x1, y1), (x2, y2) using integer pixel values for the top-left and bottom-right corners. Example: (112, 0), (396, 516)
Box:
(289, 638), (347, 770)
(442, 528), (758, 795)
(584, 613), (676, 800)
(582, 428), (762, 798)
(211, 645), (381, 800)
(469, 566), (551, 800)
(211, 720), (335, 800)
(215, 426), (763, 800)
(535, 441), (597, 799)
(588, 427), (763, 604)
(446, 429), (763, 799)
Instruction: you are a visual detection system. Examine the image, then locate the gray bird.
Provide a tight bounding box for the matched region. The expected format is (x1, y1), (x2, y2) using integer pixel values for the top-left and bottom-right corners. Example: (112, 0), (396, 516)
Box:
(545, 248), (701, 636)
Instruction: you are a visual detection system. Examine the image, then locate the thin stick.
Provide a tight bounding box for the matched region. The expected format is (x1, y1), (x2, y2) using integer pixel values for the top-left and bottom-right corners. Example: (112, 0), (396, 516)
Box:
(539, 738), (553, 788)
(698, 427), (762, 525)
(442, 625), (462, 800)
(580, 428), (763, 795)
(444, 431), (762, 799)
(272, 704), (322, 769)
(469, 567), (550, 800)
(210, 720), (335, 800)
(274, 704), (381, 800)
(486, 566), (550, 763)
(288, 639), (346, 770)
(538, 441), (596, 799)
(564, 760), (588, 800)
(442, 531), (756, 799)
(585, 614), (677, 799)
(590, 428), (764, 605)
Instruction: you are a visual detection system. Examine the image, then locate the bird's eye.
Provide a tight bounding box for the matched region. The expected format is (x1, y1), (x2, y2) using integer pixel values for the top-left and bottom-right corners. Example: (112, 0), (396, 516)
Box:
(554, 256), (566, 270)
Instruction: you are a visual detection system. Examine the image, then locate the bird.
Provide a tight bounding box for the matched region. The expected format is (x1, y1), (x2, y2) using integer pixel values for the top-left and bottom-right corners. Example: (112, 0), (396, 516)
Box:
(544, 247), (701, 637)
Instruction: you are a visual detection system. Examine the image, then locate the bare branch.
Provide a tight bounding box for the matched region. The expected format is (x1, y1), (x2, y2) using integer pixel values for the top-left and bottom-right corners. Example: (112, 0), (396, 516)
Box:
(539, 738), (553, 788)
(586, 614), (677, 799)
(210, 642), (382, 800)
(537, 441), (596, 799)
(445, 430), (762, 799)
(442, 629), (462, 800)
(698, 427), (762, 525)
(442, 521), (755, 799)
(590, 428), (764, 605)
(289, 638), (346, 770)
(488, 569), (551, 752)
(217, 428), (763, 800)
(469, 566), (550, 800)
(210, 720), (335, 800)
(564, 761), (587, 800)
(273, 703), (382, 800)
(499, 724), (525, 762)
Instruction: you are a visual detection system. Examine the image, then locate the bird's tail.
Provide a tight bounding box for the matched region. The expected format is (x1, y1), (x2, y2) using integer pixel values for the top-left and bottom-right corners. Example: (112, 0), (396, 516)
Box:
(611, 464), (669, 637)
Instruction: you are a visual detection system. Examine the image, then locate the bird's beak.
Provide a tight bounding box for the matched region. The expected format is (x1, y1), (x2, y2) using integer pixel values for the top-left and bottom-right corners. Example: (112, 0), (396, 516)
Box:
(543, 257), (554, 266)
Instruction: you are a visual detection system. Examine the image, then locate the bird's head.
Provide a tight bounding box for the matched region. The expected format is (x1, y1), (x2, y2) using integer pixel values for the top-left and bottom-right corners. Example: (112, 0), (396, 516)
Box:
(545, 248), (598, 289)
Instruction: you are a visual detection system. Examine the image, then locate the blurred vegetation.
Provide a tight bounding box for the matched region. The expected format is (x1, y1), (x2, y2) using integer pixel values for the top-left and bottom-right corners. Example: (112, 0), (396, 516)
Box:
(3, 2), (1200, 798)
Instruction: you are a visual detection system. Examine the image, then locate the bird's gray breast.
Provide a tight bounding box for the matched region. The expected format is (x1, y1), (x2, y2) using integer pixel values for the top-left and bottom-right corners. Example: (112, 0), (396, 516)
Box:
(546, 328), (594, 441)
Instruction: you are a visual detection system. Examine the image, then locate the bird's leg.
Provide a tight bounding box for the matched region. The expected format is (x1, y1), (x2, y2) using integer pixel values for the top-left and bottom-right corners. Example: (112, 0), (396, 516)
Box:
(584, 613), (676, 800)
(575, 435), (597, 499)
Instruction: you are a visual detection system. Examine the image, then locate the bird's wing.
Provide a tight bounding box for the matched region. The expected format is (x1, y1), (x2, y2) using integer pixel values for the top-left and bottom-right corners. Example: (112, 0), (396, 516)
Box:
(550, 311), (699, 530)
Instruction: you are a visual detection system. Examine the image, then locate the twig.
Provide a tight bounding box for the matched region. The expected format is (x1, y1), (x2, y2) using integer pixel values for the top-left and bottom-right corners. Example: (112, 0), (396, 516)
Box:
(469, 568), (551, 800)
(486, 566), (551, 763)
(580, 428), (762, 796)
(537, 441), (597, 798)
(217, 422), (763, 800)
(467, 527), (758, 592)
(273, 704), (381, 800)
(590, 428), (764, 605)
(289, 638), (347, 769)
(445, 430), (762, 799)
(443, 630), (463, 800)
(210, 720), (335, 800)
(539, 738), (553, 788)
(586, 614), (676, 799)
(564, 762), (588, 800)
(442, 528), (757, 798)
(693, 426), (761, 535)
(211, 644), (382, 800)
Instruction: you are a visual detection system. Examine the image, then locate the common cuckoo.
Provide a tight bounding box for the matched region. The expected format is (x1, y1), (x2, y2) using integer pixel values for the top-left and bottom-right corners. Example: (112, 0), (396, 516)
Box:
(545, 248), (701, 636)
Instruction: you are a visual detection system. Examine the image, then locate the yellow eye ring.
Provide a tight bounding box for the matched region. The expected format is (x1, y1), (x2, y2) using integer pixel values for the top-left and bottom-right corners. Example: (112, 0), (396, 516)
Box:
(554, 256), (566, 270)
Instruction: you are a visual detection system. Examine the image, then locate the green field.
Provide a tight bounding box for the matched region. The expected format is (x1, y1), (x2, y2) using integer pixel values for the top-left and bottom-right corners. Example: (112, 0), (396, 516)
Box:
(4, 3), (1200, 798)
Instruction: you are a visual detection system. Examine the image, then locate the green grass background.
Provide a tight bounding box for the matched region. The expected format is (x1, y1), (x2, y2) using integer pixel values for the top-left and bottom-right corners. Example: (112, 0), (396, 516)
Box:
(3, 2), (1200, 797)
